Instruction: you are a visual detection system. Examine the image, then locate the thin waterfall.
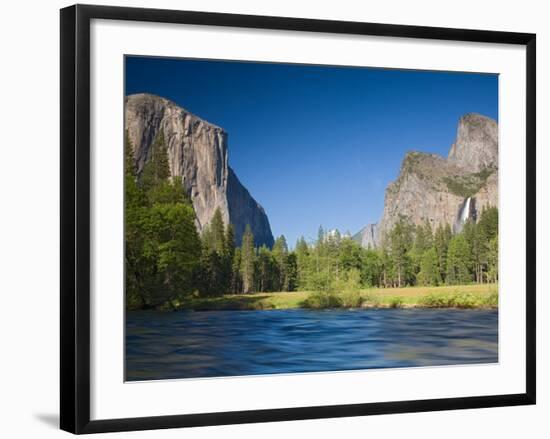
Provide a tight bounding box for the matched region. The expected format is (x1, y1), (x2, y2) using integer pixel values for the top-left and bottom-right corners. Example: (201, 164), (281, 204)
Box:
(454, 197), (474, 233)
(460, 197), (471, 224)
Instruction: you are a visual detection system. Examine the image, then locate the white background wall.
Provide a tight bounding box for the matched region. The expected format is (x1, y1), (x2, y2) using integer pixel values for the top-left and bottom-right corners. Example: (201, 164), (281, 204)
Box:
(0, 0), (547, 437)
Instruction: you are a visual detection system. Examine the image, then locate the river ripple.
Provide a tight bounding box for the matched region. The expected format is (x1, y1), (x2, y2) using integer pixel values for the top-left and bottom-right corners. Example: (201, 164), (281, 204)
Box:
(126, 308), (498, 381)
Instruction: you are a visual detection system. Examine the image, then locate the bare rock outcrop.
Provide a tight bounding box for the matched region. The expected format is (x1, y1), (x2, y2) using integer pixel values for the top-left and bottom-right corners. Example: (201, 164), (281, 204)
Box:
(125, 93), (274, 247)
(352, 223), (379, 249)
(448, 113), (498, 172)
(473, 171), (498, 212)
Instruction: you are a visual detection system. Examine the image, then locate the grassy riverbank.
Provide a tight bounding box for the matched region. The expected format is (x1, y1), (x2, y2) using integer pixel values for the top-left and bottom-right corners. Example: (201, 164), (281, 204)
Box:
(176, 284), (498, 311)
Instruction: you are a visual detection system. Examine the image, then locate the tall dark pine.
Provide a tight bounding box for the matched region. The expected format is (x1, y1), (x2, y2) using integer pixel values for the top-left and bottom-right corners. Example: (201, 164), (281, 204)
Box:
(272, 235), (289, 291)
(295, 237), (310, 289)
(225, 223), (236, 260)
(140, 129), (170, 191)
(388, 216), (414, 287)
(209, 208), (226, 255)
(434, 223), (453, 283)
(199, 208), (231, 295)
(240, 225), (255, 294)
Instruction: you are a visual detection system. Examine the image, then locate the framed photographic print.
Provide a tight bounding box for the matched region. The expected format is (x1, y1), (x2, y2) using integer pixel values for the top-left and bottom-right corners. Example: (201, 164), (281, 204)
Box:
(60, 4), (536, 434)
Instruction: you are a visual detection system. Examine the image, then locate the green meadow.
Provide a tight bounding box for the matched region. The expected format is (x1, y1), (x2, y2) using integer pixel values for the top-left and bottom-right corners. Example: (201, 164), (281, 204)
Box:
(173, 283), (498, 311)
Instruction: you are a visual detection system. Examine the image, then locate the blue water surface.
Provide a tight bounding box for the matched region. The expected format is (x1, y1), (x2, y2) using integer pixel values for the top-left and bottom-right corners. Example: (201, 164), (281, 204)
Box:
(126, 308), (498, 381)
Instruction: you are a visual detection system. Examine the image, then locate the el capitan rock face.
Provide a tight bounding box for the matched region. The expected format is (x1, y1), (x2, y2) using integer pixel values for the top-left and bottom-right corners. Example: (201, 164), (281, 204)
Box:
(357, 113), (498, 246)
(125, 93), (274, 247)
(227, 168), (275, 251)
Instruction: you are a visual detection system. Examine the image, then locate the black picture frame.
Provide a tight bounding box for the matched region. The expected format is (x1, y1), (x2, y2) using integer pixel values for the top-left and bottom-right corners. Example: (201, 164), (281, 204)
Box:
(60, 4), (536, 434)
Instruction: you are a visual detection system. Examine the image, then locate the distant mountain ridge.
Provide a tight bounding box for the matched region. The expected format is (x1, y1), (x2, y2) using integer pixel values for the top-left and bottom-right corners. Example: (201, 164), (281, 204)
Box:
(352, 223), (379, 249)
(355, 113), (498, 247)
(125, 93), (274, 247)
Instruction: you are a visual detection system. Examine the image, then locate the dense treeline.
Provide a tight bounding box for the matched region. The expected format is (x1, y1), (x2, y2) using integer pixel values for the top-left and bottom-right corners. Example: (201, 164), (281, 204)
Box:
(125, 132), (499, 310)
(124, 131), (300, 309)
(125, 130), (202, 310)
(379, 210), (498, 288)
(244, 206), (497, 295)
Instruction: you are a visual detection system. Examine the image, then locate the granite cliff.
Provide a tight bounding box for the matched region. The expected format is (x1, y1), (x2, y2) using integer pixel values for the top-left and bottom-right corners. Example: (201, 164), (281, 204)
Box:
(352, 223), (379, 249)
(355, 113), (498, 247)
(125, 93), (274, 247)
(448, 113), (498, 172)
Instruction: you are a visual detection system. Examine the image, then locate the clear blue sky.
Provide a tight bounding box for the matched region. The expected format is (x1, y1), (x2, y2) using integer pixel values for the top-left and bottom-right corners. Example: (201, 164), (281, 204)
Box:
(126, 56), (498, 246)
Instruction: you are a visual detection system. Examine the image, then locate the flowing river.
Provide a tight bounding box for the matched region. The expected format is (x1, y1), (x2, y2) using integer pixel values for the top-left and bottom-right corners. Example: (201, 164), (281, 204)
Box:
(126, 308), (498, 381)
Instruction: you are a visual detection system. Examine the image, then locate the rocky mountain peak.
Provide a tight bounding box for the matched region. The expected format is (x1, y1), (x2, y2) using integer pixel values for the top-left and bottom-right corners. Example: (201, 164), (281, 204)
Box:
(125, 93), (274, 247)
(355, 113), (498, 247)
(448, 113), (498, 172)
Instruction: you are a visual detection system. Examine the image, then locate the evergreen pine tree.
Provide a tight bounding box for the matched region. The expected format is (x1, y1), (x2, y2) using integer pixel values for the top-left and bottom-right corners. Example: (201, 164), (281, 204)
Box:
(463, 219), (486, 283)
(411, 220), (433, 280)
(272, 235), (289, 291)
(140, 129), (170, 192)
(446, 234), (472, 285)
(414, 220), (433, 253)
(285, 253), (298, 292)
(361, 248), (383, 287)
(317, 225), (325, 244)
(199, 209), (232, 295)
(231, 247), (243, 293)
(417, 247), (442, 286)
(487, 235), (498, 283)
(255, 245), (276, 292)
(240, 225), (255, 294)
(388, 216), (414, 287)
(478, 206), (499, 241)
(209, 208), (226, 255)
(295, 237), (310, 289)
(434, 223), (453, 283)
(225, 223), (236, 259)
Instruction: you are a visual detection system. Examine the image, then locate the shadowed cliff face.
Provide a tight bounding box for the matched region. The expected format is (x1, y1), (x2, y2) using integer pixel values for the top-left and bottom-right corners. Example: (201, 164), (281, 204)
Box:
(356, 113), (498, 247)
(227, 168), (274, 248)
(125, 93), (274, 247)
